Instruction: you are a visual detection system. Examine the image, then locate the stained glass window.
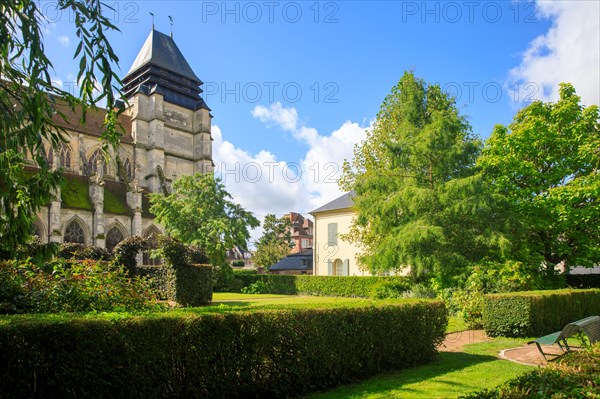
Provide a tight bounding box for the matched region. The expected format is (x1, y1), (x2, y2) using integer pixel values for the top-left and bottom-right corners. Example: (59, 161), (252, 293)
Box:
(64, 220), (85, 244)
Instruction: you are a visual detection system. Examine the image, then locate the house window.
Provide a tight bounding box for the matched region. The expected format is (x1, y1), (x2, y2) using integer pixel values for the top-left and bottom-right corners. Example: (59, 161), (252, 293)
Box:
(328, 258), (349, 276)
(301, 239), (309, 248)
(327, 223), (338, 245)
(334, 259), (343, 275)
(106, 227), (124, 253)
(64, 220), (85, 244)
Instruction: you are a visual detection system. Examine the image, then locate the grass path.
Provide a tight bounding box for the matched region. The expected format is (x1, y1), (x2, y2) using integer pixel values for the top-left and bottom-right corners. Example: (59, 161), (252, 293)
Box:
(307, 338), (534, 399)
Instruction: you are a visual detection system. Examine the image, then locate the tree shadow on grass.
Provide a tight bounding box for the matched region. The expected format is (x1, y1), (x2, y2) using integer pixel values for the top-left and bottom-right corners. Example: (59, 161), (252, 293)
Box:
(308, 352), (503, 399)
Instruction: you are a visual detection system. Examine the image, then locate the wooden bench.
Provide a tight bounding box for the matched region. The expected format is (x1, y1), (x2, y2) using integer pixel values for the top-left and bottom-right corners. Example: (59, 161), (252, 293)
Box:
(528, 315), (600, 361)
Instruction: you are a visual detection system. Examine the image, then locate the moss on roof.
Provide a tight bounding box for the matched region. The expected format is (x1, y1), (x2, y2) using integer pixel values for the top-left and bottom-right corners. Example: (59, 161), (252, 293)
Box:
(61, 175), (94, 211)
(60, 174), (132, 216)
(104, 180), (133, 216)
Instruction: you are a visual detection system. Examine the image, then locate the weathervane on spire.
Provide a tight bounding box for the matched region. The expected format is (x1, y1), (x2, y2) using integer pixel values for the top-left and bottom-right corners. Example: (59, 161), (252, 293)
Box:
(169, 16), (173, 38)
(149, 12), (155, 30)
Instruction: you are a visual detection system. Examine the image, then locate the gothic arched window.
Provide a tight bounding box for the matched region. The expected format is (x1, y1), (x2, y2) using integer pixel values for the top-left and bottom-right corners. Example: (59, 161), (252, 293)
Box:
(106, 226), (124, 253)
(59, 143), (71, 169)
(143, 228), (162, 266)
(47, 148), (54, 167)
(64, 220), (85, 244)
(88, 149), (107, 175)
(123, 158), (132, 180)
(48, 143), (72, 169)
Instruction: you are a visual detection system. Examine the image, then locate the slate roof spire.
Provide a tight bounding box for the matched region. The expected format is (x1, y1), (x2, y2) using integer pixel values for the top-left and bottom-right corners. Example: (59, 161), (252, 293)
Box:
(122, 29), (209, 111)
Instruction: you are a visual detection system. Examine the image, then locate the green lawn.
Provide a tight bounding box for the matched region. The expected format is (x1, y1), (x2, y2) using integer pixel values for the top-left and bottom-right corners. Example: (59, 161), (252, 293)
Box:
(208, 293), (397, 312)
(212, 292), (300, 301)
(307, 338), (534, 399)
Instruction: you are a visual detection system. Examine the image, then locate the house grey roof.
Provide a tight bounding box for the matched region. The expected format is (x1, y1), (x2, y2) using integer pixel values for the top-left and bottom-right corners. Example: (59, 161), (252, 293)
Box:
(125, 29), (200, 83)
(310, 191), (355, 214)
(269, 249), (313, 271)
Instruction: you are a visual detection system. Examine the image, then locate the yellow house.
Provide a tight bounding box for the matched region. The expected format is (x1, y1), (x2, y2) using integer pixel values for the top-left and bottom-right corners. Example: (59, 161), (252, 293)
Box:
(310, 192), (371, 276)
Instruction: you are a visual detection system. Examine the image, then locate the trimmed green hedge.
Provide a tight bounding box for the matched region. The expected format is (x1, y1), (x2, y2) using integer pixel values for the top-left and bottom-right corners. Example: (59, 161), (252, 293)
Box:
(460, 343), (600, 398)
(231, 275), (411, 298)
(566, 274), (600, 289)
(166, 264), (212, 306)
(232, 268), (259, 275)
(483, 289), (600, 337)
(0, 300), (447, 398)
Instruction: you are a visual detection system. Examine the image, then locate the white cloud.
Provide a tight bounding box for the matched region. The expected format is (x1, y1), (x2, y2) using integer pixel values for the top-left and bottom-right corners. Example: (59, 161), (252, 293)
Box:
(300, 121), (368, 210)
(213, 125), (304, 217)
(213, 105), (370, 244)
(509, 1), (600, 105)
(58, 35), (70, 47)
(251, 102), (298, 132)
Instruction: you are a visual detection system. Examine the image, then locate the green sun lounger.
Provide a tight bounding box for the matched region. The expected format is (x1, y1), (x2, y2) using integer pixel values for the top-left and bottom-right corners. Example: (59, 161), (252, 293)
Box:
(528, 315), (600, 361)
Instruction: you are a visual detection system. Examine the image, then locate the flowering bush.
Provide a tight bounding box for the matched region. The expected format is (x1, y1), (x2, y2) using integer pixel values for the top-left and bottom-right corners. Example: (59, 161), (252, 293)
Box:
(0, 259), (160, 314)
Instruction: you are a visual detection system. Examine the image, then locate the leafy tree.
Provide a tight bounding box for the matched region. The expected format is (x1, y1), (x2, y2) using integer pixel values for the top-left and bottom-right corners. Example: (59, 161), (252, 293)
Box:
(0, 1), (122, 258)
(340, 71), (513, 286)
(478, 83), (600, 273)
(253, 214), (293, 268)
(149, 173), (260, 267)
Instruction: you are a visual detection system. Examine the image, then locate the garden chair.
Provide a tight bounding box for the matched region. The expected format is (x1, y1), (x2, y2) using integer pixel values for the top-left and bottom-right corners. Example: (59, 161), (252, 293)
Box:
(528, 315), (600, 361)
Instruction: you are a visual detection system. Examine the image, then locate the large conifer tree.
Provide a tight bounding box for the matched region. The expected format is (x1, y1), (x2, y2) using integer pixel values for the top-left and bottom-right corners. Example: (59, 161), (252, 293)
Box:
(341, 71), (512, 285)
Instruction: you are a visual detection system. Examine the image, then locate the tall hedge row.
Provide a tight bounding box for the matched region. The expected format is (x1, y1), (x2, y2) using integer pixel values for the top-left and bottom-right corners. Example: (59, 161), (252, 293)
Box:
(483, 289), (600, 337)
(233, 275), (411, 297)
(566, 274), (600, 289)
(166, 264), (213, 306)
(0, 301), (447, 398)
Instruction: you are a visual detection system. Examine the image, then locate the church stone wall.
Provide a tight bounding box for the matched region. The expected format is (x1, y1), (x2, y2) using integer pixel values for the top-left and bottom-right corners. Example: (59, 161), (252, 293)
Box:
(33, 29), (212, 254)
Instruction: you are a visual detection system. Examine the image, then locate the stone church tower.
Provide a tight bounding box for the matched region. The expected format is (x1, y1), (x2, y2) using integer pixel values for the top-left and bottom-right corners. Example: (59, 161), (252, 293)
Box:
(33, 29), (213, 254)
(122, 28), (214, 194)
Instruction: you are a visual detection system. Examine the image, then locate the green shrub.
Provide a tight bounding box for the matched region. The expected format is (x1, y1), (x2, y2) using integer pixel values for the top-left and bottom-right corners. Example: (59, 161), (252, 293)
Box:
(156, 236), (213, 306)
(231, 260), (245, 267)
(136, 266), (169, 300)
(483, 289), (600, 337)
(113, 236), (148, 276)
(188, 245), (210, 264)
(230, 275), (412, 297)
(12, 240), (58, 267)
(166, 264), (212, 306)
(213, 263), (240, 292)
(58, 243), (112, 261)
(232, 268), (258, 275)
(369, 280), (411, 299)
(0, 300), (447, 398)
(401, 284), (437, 299)
(240, 280), (269, 294)
(460, 343), (600, 398)
(0, 259), (159, 314)
(566, 274), (600, 289)
(453, 288), (485, 329)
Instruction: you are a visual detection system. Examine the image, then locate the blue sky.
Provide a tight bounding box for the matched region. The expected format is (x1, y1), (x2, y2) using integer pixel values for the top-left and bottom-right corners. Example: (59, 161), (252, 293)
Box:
(41, 1), (599, 232)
